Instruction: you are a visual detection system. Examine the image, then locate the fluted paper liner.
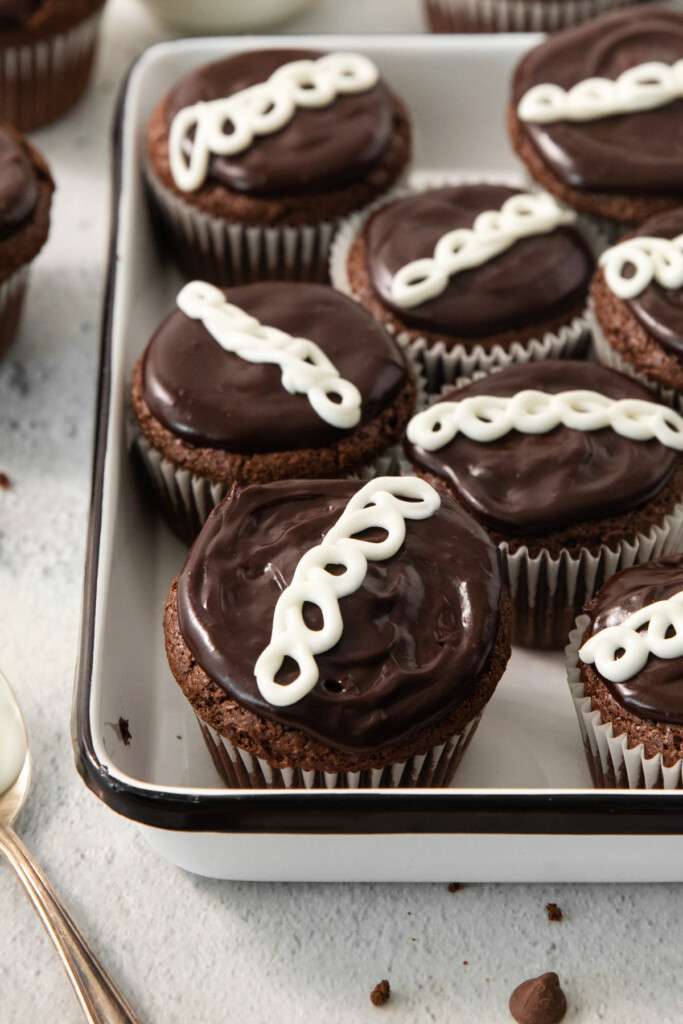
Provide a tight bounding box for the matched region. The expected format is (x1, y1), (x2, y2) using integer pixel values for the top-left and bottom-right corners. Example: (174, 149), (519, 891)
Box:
(146, 162), (349, 287)
(0, 264), (29, 363)
(196, 712), (482, 790)
(589, 302), (683, 414)
(566, 617), (683, 789)
(329, 173), (607, 392)
(423, 0), (633, 33)
(0, 10), (102, 131)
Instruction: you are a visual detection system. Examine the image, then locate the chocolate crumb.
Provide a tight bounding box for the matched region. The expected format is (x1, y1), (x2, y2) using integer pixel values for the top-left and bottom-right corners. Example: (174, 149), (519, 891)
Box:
(546, 903), (563, 923)
(463, 961), (469, 966)
(448, 882), (465, 894)
(509, 972), (567, 1024)
(118, 716), (132, 746)
(370, 980), (390, 1007)
(0, 472), (10, 489)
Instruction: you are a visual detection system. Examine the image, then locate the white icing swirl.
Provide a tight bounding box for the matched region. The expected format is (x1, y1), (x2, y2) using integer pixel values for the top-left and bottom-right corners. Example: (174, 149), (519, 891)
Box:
(176, 281), (362, 430)
(169, 52), (380, 192)
(518, 59), (683, 124)
(579, 590), (683, 683)
(390, 192), (576, 309)
(599, 235), (683, 300)
(254, 477), (441, 707)
(407, 390), (683, 451)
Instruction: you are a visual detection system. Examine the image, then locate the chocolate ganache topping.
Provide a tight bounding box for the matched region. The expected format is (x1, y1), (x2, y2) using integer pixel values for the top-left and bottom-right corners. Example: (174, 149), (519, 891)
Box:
(163, 49), (394, 197)
(404, 361), (678, 537)
(141, 282), (409, 453)
(619, 207), (683, 358)
(0, 126), (39, 240)
(584, 554), (683, 723)
(363, 186), (592, 339)
(512, 6), (683, 196)
(176, 478), (505, 753)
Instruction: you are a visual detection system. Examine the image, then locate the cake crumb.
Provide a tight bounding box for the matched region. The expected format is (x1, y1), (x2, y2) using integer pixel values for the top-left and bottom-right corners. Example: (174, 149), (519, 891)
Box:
(370, 980), (390, 1007)
(118, 716), (132, 746)
(463, 961), (469, 966)
(545, 903), (563, 922)
(448, 882), (464, 894)
(0, 472), (10, 490)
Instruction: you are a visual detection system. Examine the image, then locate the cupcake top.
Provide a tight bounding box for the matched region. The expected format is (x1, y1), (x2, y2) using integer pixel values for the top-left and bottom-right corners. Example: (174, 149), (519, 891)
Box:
(512, 6), (683, 198)
(405, 360), (680, 538)
(162, 49), (397, 198)
(579, 554), (683, 724)
(0, 125), (39, 240)
(598, 206), (683, 358)
(176, 477), (506, 753)
(140, 281), (411, 454)
(0, 0), (101, 33)
(359, 185), (593, 340)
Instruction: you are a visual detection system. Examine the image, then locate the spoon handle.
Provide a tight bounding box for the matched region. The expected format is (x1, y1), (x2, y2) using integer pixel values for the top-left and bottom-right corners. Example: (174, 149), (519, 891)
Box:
(0, 823), (143, 1024)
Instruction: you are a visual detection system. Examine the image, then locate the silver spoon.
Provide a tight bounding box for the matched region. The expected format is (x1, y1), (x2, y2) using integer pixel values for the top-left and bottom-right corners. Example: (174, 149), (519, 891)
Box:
(0, 670), (143, 1024)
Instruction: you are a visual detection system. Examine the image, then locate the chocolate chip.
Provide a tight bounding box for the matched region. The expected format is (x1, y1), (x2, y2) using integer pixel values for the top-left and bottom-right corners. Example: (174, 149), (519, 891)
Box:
(509, 973), (567, 1024)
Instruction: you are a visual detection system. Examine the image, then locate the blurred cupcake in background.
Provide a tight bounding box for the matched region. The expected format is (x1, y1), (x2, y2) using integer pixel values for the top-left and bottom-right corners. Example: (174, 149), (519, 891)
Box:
(0, 0), (106, 131)
(422, 0), (637, 34)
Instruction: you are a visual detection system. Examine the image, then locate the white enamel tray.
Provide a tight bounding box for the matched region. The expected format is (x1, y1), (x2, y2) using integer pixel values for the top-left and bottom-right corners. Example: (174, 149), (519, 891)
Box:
(73, 34), (683, 882)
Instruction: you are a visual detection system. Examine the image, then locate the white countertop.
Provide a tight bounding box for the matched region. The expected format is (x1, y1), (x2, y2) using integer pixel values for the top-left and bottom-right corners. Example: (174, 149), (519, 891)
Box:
(2, 1), (683, 1021)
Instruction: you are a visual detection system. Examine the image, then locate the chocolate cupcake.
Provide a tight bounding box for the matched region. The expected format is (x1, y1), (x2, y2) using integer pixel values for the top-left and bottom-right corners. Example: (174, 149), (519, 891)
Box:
(568, 554), (683, 788)
(0, 0), (105, 131)
(131, 280), (416, 543)
(163, 475), (512, 789)
(331, 183), (594, 391)
(509, 7), (683, 228)
(591, 207), (683, 411)
(405, 360), (683, 649)
(145, 48), (411, 287)
(423, 0), (634, 34)
(0, 122), (53, 362)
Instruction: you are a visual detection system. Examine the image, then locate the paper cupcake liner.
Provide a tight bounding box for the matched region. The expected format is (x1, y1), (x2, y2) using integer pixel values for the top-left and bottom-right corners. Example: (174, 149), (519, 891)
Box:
(566, 618), (683, 789)
(0, 10), (102, 131)
(196, 712), (482, 790)
(423, 0), (633, 32)
(329, 173), (607, 393)
(0, 264), (29, 363)
(146, 164), (348, 287)
(589, 303), (683, 414)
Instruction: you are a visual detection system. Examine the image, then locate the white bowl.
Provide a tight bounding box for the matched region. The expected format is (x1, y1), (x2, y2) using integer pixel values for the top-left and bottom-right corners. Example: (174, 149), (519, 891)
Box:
(138, 0), (319, 33)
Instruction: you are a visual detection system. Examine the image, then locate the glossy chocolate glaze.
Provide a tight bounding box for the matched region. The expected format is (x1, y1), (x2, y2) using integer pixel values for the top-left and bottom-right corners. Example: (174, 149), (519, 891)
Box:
(0, 126), (38, 240)
(405, 361), (678, 537)
(512, 6), (683, 196)
(621, 207), (683, 358)
(584, 554), (683, 724)
(141, 282), (409, 453)
(177, 478), (505, 753)
(363, 186), (593, 338)
(163, 49), (394, 197)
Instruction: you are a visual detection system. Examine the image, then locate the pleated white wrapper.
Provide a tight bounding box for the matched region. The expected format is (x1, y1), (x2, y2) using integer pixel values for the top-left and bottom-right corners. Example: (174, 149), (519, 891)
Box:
(423, 0), (634, 33)
(196, 713), (483, 790)
(329, 173), (608, 392)
(589, 301), (683, 414)
(566, 617), (683, 789)
(401, 370), (683, 647)
(0, 9), (102, 131)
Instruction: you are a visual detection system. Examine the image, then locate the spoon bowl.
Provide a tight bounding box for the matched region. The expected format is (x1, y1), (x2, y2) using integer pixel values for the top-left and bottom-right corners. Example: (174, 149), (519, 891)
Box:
(0, 670), (142, 1024)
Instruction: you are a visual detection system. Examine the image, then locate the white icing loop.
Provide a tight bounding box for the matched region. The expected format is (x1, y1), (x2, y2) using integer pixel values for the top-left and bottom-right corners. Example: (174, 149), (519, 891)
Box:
(176, 281), (362, 429)
(254, 477), (441, 707)
(518, 59), (683, 124)
(599, 235), (683, 300)
(390, 192), (576, 309)
(169, 52), (379, 192)
(579, 590), (683, 683)
(406, 390), (683, 451)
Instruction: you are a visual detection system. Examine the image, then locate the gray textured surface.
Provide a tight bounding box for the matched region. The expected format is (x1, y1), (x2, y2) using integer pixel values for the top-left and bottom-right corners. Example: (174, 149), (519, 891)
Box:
(1, 1), (682, 1022)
